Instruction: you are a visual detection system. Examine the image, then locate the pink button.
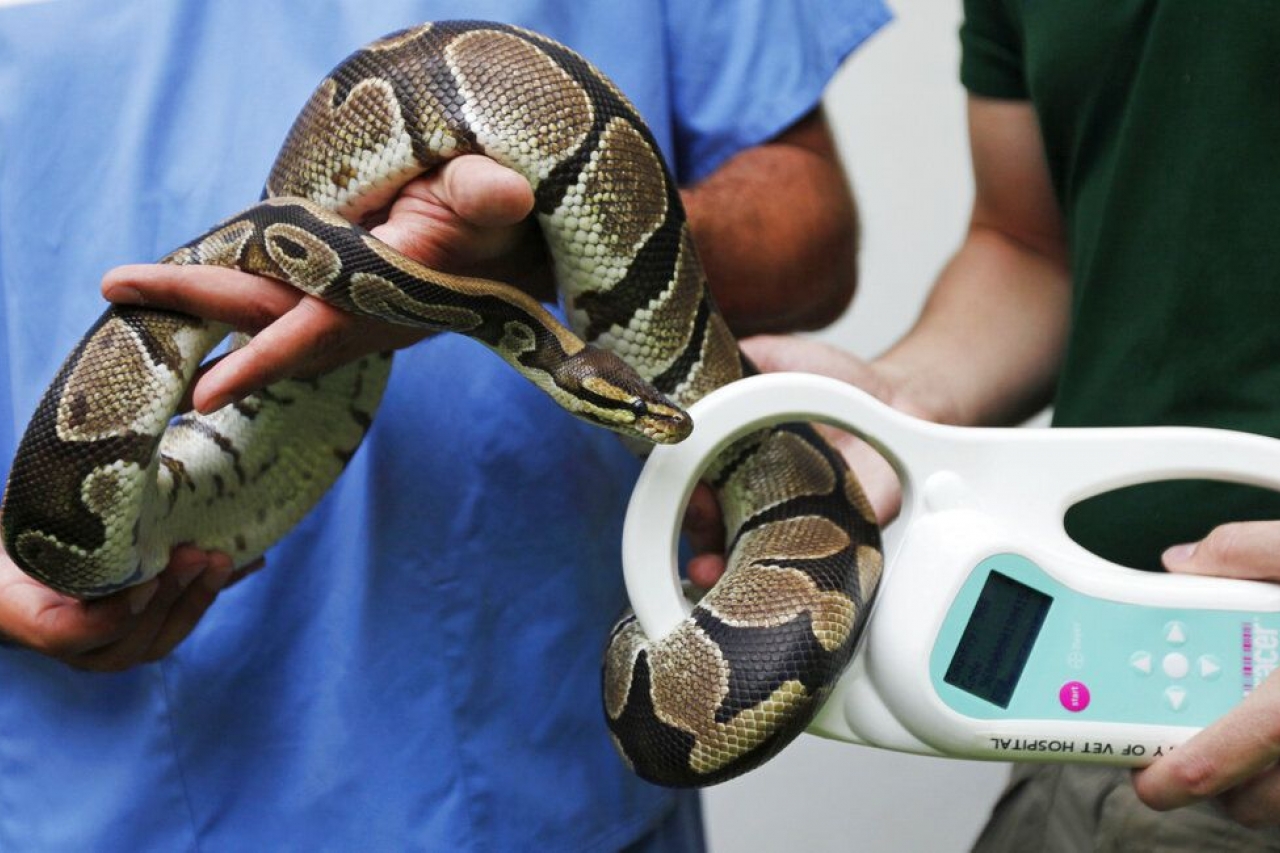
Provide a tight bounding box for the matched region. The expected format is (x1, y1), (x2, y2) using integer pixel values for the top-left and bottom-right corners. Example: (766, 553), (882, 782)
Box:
(1059, 681), (1090, 712)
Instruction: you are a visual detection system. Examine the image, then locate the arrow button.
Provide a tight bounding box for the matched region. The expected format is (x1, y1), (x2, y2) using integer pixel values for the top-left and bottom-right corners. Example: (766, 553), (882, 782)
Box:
(1164, 686), (1188, 712)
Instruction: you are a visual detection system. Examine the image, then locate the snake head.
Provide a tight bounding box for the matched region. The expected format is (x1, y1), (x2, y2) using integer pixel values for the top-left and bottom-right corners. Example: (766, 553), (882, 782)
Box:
(581, 374), (692, 444)
(555, 349), (691, 444)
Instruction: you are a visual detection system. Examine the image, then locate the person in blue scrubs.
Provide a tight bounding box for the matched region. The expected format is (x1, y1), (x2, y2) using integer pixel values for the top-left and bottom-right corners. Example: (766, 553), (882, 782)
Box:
(0, 0), (888, 849)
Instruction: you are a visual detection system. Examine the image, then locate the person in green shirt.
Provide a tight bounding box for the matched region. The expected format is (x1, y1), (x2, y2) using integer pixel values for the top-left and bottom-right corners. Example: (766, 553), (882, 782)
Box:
(686, 0), (1280, 847)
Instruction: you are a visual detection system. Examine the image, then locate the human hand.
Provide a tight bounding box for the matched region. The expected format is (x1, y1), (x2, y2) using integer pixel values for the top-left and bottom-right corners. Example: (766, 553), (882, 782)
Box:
(0, 536), (255, 672)
(1131, 521), (1280, 826)
(684, 335), (907, 588)
(101, 155), (547, 414)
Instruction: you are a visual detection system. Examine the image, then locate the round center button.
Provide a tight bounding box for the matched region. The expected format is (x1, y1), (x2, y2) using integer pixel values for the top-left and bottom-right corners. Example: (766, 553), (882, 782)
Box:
(1162, 652), (1190, 679)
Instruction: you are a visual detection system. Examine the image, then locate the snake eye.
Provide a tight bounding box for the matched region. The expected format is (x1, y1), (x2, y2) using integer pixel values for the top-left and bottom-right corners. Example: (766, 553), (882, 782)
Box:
(629, 399), (648, 418)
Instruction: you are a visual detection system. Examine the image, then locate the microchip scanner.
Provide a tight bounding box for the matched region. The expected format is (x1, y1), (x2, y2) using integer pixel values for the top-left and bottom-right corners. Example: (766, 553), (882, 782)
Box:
(622, 373), (1280, 764)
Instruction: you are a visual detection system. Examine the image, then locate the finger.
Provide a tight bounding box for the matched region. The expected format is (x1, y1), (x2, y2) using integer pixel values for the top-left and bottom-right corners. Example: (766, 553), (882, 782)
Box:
(1162, 521), (1280, 581)
(57, 545), (211, 669)
(0, 574), (158, 658)
(687, 553), (727, 590)
(740, 334), (826, 373)
(143, 555), (236, 662)
(681, 484), (728, 590)
(195, 298), (427, 411)
(683, 484), (725, 555)
(67, 567), (201, 671)
(102, 264), (304, 331)
(176, 355), (230, 414)
(836, 436), (903, 525)
(1133, 670), (1280, 810)
(740, 335), (881, 389)
(192, 296), (352, 411)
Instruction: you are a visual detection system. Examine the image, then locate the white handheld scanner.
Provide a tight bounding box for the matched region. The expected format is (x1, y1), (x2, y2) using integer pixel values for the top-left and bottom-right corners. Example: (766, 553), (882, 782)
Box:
(622, 373), (1280, 765)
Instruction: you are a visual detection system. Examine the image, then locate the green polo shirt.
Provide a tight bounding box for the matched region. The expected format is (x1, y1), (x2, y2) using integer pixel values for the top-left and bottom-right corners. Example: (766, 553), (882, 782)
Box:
(960, 0), (1280, 569)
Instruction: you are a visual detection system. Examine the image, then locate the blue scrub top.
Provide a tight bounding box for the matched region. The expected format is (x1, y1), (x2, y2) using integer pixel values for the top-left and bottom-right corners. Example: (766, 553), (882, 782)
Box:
(0, 1), (888, 849)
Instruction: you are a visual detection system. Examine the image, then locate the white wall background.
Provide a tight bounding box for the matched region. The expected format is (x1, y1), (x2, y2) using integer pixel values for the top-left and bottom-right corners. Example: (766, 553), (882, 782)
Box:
(703, 3), (1015, 851)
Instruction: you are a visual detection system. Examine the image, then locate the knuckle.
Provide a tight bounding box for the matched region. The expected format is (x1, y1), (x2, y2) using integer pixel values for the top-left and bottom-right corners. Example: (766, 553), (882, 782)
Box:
(244, 296), (289, 331)
(1167, 752), (1225, 801)
(1200, 523), (1247, 564)
(301, 303), (351, 343)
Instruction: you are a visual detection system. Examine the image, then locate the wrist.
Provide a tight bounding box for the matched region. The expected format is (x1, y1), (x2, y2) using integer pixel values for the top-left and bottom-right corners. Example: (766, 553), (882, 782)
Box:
(866, 356), (969, 427)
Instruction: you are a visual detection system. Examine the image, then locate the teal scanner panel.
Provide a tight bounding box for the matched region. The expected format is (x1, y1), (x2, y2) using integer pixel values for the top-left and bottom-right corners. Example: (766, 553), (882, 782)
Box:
(929, 554), (1277, 727)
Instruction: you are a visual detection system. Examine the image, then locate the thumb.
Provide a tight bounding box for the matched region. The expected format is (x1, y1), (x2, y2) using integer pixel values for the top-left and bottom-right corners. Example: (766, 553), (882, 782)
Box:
(1162, 521), (1280, 582)
(740, 334), (826, 374)
(740, 335), (881, 388)
(433, 154), (535, 228)
(373, 155), (536, 269)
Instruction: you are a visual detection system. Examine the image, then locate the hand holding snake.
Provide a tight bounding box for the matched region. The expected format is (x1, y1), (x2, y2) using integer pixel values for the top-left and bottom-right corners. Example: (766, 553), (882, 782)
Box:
(2, 22), (882, 786)
(0, 155), (532, 670)
(103, 156), (542, 413)
(0, 542), (237, 671)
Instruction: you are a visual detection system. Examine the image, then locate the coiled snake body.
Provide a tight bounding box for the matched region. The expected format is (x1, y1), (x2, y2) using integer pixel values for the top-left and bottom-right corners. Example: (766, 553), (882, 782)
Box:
(1, 21), (882, 786)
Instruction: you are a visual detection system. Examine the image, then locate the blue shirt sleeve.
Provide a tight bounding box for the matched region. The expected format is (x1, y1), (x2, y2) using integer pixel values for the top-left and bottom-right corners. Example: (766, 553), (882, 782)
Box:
(662, 0), (891, 183)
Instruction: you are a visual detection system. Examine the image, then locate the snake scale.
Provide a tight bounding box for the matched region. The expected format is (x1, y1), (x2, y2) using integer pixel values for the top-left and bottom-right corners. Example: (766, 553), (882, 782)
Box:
(0, 21), (882, 787)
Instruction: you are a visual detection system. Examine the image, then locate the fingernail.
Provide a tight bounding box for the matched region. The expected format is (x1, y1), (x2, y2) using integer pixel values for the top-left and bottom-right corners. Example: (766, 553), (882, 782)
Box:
(128, 581), (159, 614)
(202, 562), (234, 592)
(200, 394), (233, 414)
(1164, 542), (1197, 566)
(110, 285), (144, 305)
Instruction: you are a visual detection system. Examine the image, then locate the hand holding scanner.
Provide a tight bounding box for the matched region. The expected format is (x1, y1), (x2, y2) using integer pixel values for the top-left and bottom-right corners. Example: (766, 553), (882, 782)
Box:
(622, 373), (1280, 765)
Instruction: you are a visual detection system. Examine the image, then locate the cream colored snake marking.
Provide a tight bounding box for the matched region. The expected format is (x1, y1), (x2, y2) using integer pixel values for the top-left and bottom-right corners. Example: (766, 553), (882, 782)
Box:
(0, 21), (882, 787)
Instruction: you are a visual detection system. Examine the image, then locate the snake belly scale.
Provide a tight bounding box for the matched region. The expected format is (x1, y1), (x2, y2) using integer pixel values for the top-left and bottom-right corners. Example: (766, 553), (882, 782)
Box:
(1, 21), (882, 786)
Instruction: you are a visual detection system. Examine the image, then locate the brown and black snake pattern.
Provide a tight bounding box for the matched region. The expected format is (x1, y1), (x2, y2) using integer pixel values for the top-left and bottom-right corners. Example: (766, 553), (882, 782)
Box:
(1, 21), (882, 787)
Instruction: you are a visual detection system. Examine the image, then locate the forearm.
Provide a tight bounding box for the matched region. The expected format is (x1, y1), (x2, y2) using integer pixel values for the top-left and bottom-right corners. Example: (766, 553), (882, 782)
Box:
(869, 96), (1072, 428)
(873, 223), (1071, 428)
(681, 108), (857, 336)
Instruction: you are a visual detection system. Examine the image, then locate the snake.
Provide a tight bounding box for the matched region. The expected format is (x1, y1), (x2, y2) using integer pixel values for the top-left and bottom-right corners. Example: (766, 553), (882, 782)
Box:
(0, 21), (883, 787)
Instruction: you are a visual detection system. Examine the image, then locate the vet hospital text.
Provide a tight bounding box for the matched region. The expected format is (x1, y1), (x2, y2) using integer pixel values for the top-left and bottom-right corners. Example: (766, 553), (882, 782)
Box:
(986, 738), (1165, 758)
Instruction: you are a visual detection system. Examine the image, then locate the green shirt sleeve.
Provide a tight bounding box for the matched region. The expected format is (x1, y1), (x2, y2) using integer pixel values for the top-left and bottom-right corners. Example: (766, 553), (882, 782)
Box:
(959, 0), (1027, 99)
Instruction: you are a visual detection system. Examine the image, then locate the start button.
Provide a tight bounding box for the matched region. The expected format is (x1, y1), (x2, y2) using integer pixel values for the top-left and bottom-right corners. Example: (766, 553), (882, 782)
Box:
(1059, 680), (1091, 713)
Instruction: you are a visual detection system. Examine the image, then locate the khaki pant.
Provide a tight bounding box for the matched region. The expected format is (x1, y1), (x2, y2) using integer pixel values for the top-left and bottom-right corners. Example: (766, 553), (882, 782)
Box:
(972, 764), (1280, 852)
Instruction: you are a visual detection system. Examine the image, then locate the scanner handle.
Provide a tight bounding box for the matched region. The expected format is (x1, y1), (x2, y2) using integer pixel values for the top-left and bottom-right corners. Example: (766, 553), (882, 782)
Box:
(622, 374), (1280, 642)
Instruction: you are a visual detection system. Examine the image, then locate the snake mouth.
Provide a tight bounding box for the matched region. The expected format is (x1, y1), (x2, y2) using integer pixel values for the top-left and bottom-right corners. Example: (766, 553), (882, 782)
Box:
(635, 401), (692, 445)
(572, 375), (691, 444)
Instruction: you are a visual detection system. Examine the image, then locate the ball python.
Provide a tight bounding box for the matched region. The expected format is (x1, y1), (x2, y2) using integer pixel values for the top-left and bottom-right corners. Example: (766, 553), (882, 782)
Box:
(0, 21), (882, 787)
